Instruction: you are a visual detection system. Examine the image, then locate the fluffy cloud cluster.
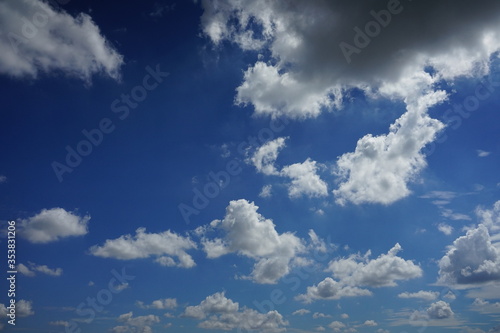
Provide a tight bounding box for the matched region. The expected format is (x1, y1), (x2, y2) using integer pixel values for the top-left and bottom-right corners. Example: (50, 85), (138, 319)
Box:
(296, 277), (372, 303)
(281, 159), (328, 198)
(438, 224), (500, 286)
(0, 0), (123, 82)
(201, 0), (500, 119)
(250, 137), (287, 175)
(0, 300), (34, 318)
(426, 301), (454, 319)
(89, 228), (197, 268)
(18, 208), (89, 243)
(183, 292), (288, 332)
(327, 243), (422, 287)
(333, 87), (446, 205)
(298, 243), (421, 302)
(201, 199), (304, 284)
(438, 201), (500, 287)
(112, 312), (160, 333)
(18, 262), (62, 277)
(249, 138), (328, 198)
(201, 0), (500, 206)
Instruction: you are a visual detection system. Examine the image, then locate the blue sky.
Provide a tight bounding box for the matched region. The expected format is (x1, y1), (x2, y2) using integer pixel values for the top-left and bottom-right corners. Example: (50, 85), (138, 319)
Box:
(1, 0), (500, 332)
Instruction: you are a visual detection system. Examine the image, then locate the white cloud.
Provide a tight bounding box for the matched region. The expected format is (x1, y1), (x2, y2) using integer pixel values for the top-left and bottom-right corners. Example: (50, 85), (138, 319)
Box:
(200, 0), (500, 119)
(477, 150), (491, 157)
(476, 201), (500, 233)
(0, 0), (123, 82)
(296, 277), (372, 303)
(438, 224), (500, 286)
(298, 243), (421, 303)
(201, 199), (304, 284)
(398, 290), (439, 301)
(113, 312), (160, 333)
(313, 312), (331, 319)
(333, 87), (447, 205)
(438, 223), (454, 235)
(89, 227), (197, 268)
(292, 309), (310, 316)
(250, 137), (287, 175)
(183, 292), (288, 331)
(327, 243), (422, 287)
(18, 262), (62, 277)
(18, 208), (89, 243)
(328, 321), (346, 332)
(0, 175), (6, 183)
(471, 298), (500, 315)
(0, 300), (34, 318)
(259, 184), (272, 198)
(363, 320), (377, 326)
(341, 313), (349, 319)
(426, 301), (454, 319)
(281, 158), (328, 198)
(137, 298), (177, 310)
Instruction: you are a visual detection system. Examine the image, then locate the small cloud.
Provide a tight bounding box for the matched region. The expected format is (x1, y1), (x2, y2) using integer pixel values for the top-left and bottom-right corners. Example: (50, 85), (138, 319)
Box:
(259, 185), (272, 198)
(477, 150), (491, 157)
(88, 281), (94, 286)
(0, 175), (6, 183)
(341, 313), (349, 319)
(18, 262), (62, 277)
(438, 223), (454, 235)
(313, 312), (332, 319)
(363, 320), (377, 326)
(292, 309), (310, 316)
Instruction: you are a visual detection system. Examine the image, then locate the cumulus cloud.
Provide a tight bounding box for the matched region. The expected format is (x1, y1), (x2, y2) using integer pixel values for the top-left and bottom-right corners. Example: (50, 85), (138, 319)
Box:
(0, 0), (123, 82)
(313, 312), (331, 319)
(363, 320), (377, 326)
(328, 321), (346, 332)
(200, 0), (500, 119)
(89, 227), (197, 268)
(296, 277), (372, 303)
(201, 199), (304, 284)
(426, 301), (454, 319)
(327, 243), (422, 287)
(471, 298), (500, 315)
(333, 87), (446, 205)
(438, 223), (454, 236)
(398, 290), (439, 301)
(183, 292), (288, 331)
(281, 158), (328, 198)
(200, 0), (500, 206)
(0, 300), (34, 318)
(137, 298), (177, 310)
(250, 138), (328, 199)
(298, 243), (421, 302)
(250, 137), (287, 175)
(18, 262), (62, 277)
(112, 312), (160, 333)
(438, 224), (500, 286)
(18, 208), (89, 243)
